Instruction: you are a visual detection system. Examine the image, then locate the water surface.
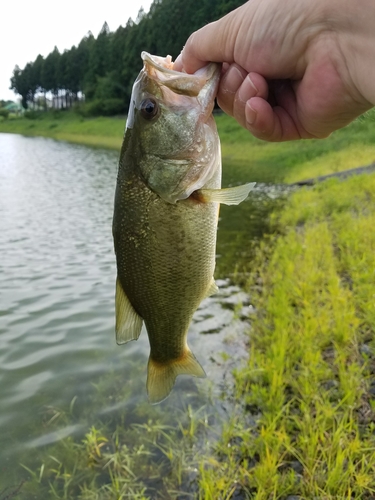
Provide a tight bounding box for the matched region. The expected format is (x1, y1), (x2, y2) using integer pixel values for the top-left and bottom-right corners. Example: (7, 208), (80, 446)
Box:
(1, 134), (264, 495)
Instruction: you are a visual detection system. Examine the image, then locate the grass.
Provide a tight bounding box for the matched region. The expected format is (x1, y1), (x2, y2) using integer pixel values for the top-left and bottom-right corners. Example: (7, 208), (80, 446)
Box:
(17, 360), (222, 499)
(0, 112), (125, 150)
(20, 405), (217, 499)
(199, 173), (375, 499)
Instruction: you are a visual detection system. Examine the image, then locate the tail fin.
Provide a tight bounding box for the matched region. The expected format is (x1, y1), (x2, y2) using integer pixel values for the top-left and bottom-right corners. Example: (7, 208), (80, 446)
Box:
(147, 348), (206, 404)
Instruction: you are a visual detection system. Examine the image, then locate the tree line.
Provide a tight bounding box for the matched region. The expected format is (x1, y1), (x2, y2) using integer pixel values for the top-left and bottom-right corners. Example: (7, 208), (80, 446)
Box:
(10, 0), (245, 115)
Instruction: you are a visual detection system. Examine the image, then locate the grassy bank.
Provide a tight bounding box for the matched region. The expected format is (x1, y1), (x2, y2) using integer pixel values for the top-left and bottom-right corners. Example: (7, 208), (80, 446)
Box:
(1, 109), (375, 183)
(0, 112), (125, 150)
(200, 173), (375, 498)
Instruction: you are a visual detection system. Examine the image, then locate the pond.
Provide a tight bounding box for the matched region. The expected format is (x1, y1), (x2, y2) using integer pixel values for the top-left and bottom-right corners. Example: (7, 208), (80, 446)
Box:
(0, 133), (284, 498)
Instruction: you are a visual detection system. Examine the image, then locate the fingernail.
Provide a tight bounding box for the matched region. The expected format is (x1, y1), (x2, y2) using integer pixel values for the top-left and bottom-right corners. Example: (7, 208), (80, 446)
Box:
(238, 75), (258, 102)
(246, 101), (257, 125)
(221, 65), (244, 94)
(222, 62), (230, 73)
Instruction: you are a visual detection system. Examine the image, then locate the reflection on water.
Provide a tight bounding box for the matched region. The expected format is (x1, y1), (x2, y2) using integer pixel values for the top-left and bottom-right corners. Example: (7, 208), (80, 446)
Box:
(0, 133), (282, 496)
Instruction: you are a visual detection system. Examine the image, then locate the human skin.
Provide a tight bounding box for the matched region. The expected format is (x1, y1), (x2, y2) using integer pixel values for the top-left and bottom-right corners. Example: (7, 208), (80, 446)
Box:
(174, 0), (375, 141)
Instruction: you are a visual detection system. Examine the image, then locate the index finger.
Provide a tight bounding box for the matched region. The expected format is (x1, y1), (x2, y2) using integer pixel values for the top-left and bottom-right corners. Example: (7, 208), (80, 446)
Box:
(175, 12), (240, 74)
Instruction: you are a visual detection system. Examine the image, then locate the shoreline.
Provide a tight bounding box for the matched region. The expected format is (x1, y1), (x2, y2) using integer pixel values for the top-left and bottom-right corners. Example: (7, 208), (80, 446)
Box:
(1, 110), (375, 184)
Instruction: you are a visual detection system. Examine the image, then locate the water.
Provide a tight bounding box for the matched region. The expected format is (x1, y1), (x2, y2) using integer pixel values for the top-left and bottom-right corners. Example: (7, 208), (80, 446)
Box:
(0, 134), (122, 478)
(1, 133), (277, 496)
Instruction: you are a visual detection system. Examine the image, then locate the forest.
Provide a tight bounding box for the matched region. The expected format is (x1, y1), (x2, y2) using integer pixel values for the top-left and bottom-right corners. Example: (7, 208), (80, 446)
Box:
(10, 0), (245, 115)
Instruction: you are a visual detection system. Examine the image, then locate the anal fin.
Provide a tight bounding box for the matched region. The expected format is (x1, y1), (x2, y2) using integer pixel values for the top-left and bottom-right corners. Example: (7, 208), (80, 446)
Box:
(147, 348), (206, 404)
(206, 278), (219, 297)
(115, 277), (143, 344)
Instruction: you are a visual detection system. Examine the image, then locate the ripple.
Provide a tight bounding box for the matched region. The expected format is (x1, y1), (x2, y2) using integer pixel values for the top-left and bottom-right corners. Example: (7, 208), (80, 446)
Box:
(5, 371), (53, 404)
(26, 424), (84, 448)
(0, 134), (256, 483)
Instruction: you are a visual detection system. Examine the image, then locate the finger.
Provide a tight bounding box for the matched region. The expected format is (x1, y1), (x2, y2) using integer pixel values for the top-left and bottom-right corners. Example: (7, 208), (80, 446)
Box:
(230, 77), (316, 142)
(232, 73), (269, 129)
(179, 10), (241, 74)
(244, 97), (298, 141)
(216, 64), (248, 116)
(173, 54), (184, 72)
(217, 67), (268, 128)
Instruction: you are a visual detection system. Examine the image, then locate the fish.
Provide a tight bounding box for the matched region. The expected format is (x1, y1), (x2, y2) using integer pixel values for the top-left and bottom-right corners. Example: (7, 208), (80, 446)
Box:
(112, 51), (255, 404)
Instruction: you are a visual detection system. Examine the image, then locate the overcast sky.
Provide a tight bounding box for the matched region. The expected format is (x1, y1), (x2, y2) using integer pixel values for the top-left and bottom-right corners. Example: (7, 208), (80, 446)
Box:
(1, 0), (154, 102)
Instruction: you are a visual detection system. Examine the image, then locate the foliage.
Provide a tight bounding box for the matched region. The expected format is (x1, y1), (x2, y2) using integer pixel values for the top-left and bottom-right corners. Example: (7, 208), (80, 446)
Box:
(18, 362), (219, 498)
(9, 0), (246, 115)
(0, 108), (9, 119)
(24, 110), (43, 120)
(79, 98), (126, 117)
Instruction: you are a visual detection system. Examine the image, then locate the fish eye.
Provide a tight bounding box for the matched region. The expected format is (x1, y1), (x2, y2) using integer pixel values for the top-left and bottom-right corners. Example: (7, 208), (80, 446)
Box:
(140, 98), (159, 120)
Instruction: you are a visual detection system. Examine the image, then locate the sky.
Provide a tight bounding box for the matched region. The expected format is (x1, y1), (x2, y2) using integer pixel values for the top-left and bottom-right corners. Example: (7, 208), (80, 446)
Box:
(1, 0), (154, 102)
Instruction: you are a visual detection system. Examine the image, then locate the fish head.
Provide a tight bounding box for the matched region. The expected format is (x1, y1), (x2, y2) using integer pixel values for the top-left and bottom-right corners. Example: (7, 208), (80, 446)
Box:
(124, 52), (221, 203)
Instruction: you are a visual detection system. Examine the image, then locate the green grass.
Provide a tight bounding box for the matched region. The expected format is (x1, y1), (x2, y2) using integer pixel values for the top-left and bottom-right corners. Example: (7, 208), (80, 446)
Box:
(217, 109), (375, 184)
(0, 112), (125, 150)
(20, 386), (220, 500)
(199, 173), (375, 499)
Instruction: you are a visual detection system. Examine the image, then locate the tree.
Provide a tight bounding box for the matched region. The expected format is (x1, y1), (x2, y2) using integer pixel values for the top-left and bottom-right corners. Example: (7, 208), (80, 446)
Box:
(33, 55), (46, 109)
(41, 47), (60, 106)
(10, 63), (37, 108)
(8, 0), (247, 115)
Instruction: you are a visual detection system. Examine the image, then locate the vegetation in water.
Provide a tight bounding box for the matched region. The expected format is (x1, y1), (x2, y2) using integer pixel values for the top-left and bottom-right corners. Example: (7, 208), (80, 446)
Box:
(17, 363), (224, 499)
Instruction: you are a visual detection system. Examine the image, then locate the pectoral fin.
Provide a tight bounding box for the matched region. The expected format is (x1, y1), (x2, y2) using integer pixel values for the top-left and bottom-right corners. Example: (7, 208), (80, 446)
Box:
(115, 277), (143, 344)
(196, 182), (256, 205)
(147, 348), (206, 404)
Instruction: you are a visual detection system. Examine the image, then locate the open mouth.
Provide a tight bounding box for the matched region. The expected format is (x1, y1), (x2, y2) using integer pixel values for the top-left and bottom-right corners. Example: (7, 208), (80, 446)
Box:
(141, 52), (220, 102)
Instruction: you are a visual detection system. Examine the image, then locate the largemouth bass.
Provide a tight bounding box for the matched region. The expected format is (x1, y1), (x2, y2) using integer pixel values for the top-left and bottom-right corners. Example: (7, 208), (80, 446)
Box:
(113, 52), (254, 404)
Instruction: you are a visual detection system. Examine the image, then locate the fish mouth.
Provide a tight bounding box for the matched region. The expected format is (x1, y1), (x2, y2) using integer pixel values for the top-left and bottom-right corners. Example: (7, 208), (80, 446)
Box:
(141, 52), (220, 117)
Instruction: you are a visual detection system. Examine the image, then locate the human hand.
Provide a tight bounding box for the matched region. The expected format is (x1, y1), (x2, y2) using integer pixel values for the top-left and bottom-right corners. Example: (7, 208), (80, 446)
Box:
(174, 0), (375, 141)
